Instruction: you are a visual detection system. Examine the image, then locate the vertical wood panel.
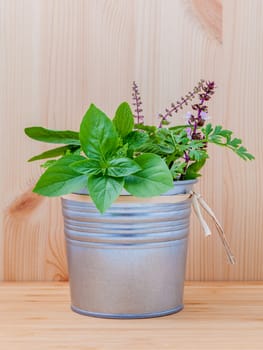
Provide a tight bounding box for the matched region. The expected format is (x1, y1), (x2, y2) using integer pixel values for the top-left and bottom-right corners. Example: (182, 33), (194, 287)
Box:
(0, 0), (262, 280)
(222, 0), (263, 280)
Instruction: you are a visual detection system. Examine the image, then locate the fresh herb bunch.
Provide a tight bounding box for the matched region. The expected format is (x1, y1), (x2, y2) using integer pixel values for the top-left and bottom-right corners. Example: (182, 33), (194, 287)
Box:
(25, 81), (254, 213)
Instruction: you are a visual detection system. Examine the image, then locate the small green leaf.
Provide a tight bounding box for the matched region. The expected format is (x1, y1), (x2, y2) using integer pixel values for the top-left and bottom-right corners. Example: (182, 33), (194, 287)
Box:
(185, 158), (206, 180)
(52, 155), (86, 166)
(135, 124), (157, 134)
(189, 149), (208, 161)
(234, 146), (255, 160)
(202, 123), (213, 137)
(124, 131), (149, 151)
(137, 142), (175, 155)
(113, 102), (134, 137)
(170, 160), (186, 179)
(33, 155), (88, 196)
(107, 158), (141, 177)
(205, 125), (255, 161)
(28, 145), (80, 162)
(79, 104), (118, 159)
(124, 153), (174, 197)
(115, 144), (128, 157)
(70, 159), (102, 175)
(169, 125), (190, 132)
(88, 175), (124, 213)
(228, 138), (242, 148)
(160, 119), (170, 126)
(41, 160), (57, 168)
(25, 127), (80, 145)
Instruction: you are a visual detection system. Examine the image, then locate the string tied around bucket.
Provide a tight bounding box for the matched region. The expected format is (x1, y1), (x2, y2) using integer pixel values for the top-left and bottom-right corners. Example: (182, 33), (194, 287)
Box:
(189, 191), (236, 265)
(62, 192), (236, 265)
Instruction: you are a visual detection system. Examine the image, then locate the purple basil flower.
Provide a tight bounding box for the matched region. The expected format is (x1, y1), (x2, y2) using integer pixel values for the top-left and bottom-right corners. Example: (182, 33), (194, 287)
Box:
(185, 112), (192, 120)
(200, 111), (211, 120)
(186, 127), (192, 139)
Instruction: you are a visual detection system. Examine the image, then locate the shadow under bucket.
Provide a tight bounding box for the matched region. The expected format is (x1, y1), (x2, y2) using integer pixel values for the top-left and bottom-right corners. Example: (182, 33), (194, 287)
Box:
(61, 180), (196, 319)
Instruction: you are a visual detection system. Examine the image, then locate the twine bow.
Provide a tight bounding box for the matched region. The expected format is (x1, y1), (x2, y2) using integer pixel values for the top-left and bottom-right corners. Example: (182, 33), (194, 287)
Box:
(190, 191), (236, 265)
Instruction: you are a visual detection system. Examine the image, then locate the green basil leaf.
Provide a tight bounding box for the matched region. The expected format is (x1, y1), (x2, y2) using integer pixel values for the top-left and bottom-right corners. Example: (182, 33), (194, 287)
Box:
(124, 131), (149, 151)
(33, 156), (87, 196)
(41, 160), (57, 168)
(124, 153), (174, 197)
(79, 104), (118, 159)
(113, 102), (134, 137)
(52, 155), (86, 166)
(107, 158), (141, 177)
(28, 145), (80, 162)
(135, 124), (157, 134)
(115, 144), (128, 157)
(70, 159), (102, 175)
(88, 175), (124, 213)
(25, 127), (80, 145)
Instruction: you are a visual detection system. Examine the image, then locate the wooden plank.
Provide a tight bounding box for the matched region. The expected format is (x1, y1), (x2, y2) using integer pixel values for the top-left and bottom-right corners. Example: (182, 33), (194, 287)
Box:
(0, 282), (262, 349)
(0, 0), (262, 281)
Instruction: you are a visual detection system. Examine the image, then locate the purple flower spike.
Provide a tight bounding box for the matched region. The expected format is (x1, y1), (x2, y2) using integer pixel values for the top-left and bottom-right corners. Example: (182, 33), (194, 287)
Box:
(157, 80), (205, 128)
(132, 82), (144, 124)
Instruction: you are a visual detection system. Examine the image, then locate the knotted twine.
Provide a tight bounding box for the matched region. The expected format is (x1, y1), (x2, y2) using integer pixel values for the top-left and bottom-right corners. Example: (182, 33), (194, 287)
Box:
(63, 191), (236, 264)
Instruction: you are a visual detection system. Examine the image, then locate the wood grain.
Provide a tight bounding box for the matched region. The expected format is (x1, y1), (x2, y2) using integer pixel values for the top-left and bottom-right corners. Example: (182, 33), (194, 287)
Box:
(0, 282), (263, 349)
(0, 0), (262, 281)
(191, 0), (222, 43)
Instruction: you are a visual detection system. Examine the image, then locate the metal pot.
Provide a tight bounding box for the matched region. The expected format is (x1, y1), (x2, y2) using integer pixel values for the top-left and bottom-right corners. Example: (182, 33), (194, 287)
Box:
(61, 180), (196, 318)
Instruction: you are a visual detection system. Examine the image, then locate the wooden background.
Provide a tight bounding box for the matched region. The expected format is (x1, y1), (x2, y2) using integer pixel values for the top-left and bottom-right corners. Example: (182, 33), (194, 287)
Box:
(0, 0), (262, 281)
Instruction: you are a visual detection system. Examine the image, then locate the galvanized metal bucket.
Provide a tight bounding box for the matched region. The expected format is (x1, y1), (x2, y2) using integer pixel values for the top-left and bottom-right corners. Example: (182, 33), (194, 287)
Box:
(61, 180), (196, 319)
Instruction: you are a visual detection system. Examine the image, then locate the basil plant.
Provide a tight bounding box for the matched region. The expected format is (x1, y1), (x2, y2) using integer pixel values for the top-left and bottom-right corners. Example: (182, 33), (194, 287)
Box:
(25, 81), (254, 213)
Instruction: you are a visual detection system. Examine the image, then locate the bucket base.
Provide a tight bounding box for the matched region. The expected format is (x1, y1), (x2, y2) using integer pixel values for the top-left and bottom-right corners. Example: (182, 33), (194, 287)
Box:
(71, 304), (184, 319)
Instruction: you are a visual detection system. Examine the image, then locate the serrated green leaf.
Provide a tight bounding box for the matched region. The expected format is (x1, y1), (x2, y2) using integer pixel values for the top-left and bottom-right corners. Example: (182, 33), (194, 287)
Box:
(88, 175), (124, 213)
(202, 123), (213, 137)
(207, 125), (233, 144)
(185, 158), (206, 179)
(124, 153), (173, 197)
(79, 104), (118, 159)
(25, 127), (80, 145)
(33, 155), (87, 196)
(107, 158), (141, 177)
(209, 135), (225, 144)
(234, 146), (255, 160)
(70, 159), (102, 175)
(113, 102), (134, 137)
(189, 149), (208, 161)
(170, 160), (186, 179)
(228, 138), (242, 147)
(28, 145), (80, 162)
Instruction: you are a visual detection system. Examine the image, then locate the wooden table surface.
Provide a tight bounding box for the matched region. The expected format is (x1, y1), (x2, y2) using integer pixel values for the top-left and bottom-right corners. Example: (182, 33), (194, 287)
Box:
(0, 282), (262, 350)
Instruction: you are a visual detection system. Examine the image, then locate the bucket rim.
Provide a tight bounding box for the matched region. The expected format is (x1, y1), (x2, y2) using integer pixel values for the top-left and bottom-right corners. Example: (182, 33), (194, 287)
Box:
(73, 179), (198, 196)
